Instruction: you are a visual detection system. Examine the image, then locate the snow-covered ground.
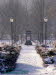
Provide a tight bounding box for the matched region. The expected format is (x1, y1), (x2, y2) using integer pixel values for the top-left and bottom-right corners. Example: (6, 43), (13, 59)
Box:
(1, 44), (56, 75)
(17, 45), (43, 67)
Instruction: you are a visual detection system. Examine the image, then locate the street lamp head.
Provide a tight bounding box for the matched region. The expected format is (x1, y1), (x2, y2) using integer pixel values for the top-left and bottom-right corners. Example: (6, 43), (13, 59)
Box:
(10, 18), (14, 22)
(44, 17), (48, 22)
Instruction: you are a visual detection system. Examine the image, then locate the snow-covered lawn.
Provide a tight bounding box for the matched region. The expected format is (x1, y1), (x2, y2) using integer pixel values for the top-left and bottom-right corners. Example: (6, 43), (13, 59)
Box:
(1, 44), (56, 75)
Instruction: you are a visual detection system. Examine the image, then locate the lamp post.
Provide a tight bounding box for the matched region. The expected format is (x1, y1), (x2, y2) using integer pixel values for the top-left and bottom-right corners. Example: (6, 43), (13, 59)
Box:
(44, 17), (48, 49)
(10, 18), (14, 46)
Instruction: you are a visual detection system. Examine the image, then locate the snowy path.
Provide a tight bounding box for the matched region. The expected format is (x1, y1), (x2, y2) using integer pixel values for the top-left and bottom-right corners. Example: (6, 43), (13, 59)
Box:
(1, 45), (56, 75)
(17, 45), (43, 67)
(15, 45), (43, 75)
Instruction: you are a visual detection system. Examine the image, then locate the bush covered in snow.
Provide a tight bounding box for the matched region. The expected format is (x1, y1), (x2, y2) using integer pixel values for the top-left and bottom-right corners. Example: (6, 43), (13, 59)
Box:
(36, 45), (56, 64)
(0, 45), (21, 73)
